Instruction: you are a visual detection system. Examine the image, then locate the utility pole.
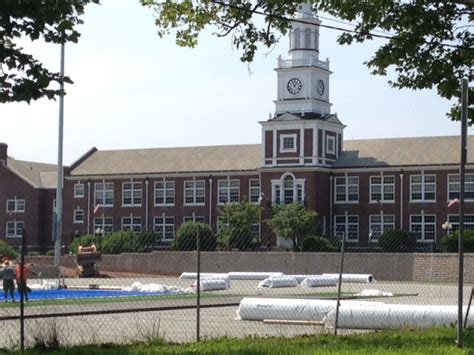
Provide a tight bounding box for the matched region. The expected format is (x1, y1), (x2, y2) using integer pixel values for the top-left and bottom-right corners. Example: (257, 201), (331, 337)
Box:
(54, 42), (65, 273)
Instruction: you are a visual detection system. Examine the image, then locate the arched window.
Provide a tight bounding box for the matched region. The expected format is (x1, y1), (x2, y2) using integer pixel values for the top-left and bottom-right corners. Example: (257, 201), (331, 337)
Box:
(294, 28), (301, 49)
(284, 175), (294, 204)
(305, 28), (311, 48)
(272, 173), (305, 205)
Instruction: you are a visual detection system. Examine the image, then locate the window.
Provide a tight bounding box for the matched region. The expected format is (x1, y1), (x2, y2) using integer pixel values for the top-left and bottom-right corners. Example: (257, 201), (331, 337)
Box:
(304, 28), (311, 48)
(6, 198), (25, 213)
(249, 179), (261, 203)
(370, 176), (395, 202)
(335, 176), (359, 203)
(280, 134), (297, 153)
(326, 135), (336, 155)
(410, 214), (436, 241)
(154, 216), (175, 240)
(184, 216), (205, 224)
(448, 174), (474, 200)
(294, 28), (301, 48)
(218, 179), (240, 204)
(184, 180), (205, 205)
(272, 174), (304, 204)
(251, 223), (260, 240)
(155, 181), (175, 206)
(74, 183), (85, 198)
(73, 209), (84, 224)
(6, 221), (24, 238)
(93, 217), (113, 235)
(122, 182), (142, 206)
(369, 215), (395, 242)
(334, 215), (359, 241)
(447, 215), (474, 232)
(410, 175), (436, 201)
(121, 217), (142, 233)
(94, 182), (114, 207)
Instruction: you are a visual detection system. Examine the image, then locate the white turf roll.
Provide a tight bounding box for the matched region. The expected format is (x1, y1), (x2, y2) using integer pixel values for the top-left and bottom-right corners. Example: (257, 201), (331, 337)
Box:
(279, 275), (319, 283)
(236, 298), (384, 321)
(323, 304), (474, 329)
(322, 273), (376, 284)
(192, 279), (229, 292)
(300, 276), (338, 287)
(179, 272), (228, 280)
(228, 272), (284, 280)
(258, 276), (298, 288)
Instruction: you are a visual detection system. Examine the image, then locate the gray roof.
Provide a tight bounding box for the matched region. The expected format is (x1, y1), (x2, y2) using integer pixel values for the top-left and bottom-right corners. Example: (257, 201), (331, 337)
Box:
(7, 159), (57, 188)
(69, 135), (472, 176)
(333, 136), (473, 168)
(70, 144), (262, 176)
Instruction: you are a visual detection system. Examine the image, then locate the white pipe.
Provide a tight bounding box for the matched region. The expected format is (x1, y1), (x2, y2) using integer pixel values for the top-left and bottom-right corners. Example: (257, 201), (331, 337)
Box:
(301, 276), (338, 287)
(229, 272), (283, 280)
(258, 276), (298, 288)
(179, 272), (228, 279)
(192, 279), (228, 291)
(323, 304), (474, 330)
(282, 274), (318, 283)
(236, 298), (383, 321)
(322, 273), (376, 283)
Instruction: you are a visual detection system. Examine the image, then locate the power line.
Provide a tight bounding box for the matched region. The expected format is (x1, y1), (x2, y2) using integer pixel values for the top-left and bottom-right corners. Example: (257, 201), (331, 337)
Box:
(211, 0), (473, 51)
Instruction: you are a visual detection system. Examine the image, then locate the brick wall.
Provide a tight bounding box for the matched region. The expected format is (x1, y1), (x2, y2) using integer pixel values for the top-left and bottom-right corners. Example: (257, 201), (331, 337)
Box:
(26, 252), (474, 283)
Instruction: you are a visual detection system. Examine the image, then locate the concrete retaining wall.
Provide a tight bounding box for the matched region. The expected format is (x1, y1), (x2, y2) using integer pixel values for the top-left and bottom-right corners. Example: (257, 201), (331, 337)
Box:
(26, 252), (474, 283)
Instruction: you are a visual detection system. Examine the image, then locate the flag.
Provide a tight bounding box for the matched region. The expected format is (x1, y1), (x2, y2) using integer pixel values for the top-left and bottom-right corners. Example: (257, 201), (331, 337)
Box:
(93, 204), (100, 214)
(448, 198), (460, 208)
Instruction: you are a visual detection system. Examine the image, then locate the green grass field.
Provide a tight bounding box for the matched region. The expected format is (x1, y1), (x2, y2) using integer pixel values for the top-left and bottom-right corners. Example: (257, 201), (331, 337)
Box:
(15, 328), (474, 354)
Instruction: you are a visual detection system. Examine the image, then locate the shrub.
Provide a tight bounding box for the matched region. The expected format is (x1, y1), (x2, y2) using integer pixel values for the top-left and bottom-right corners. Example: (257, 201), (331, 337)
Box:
(301, 236), (338, 252)
(441, 230), (474, 253)
(173, 222), (216, 251)
(27, 251), (41, 256)
(135, 231), (159, 252)
(378, 229), (417, 253)
(0, 240), (19, 259)
(46, 250), (55, 257)
(69, 234), (101, 255)
(101, 231), (137, 254)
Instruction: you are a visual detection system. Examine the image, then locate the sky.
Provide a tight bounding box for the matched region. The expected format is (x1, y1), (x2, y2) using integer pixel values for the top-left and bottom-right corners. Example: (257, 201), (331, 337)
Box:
(0, 0), (463, 165)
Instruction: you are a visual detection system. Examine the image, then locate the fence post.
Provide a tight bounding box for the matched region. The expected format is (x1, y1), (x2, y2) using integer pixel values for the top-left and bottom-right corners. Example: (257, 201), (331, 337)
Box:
(196, 226), (201, 342)
(20, 227), (26, 352)
(334, 233), (346, 336)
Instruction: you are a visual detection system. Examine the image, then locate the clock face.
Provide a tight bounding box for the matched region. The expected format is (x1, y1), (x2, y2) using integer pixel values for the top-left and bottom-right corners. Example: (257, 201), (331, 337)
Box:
(316, 79), (325, 96)
(287, 78), (303, 95)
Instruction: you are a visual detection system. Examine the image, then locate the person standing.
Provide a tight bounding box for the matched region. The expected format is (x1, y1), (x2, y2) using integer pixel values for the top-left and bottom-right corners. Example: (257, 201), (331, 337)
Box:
(15, 262), (39, 302)
(0, 257), (16, 303)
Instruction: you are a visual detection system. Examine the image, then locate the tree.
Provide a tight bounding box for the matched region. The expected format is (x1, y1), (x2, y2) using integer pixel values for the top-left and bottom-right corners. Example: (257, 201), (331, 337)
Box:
(267, 203), (317, 251)
(141, 0), (473, 121)
(173, 222), (216, 251)
(217, 200), (262, 250)
(0, 0), (99, 103)
(378, 229), (417, 253)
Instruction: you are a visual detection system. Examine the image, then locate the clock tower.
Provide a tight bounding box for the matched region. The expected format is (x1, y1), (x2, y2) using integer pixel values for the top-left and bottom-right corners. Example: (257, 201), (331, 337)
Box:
(274, 3), (332, 116)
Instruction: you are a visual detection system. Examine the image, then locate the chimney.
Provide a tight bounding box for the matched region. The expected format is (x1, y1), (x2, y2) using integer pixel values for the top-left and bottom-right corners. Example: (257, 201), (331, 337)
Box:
(0, 143), (7, 165)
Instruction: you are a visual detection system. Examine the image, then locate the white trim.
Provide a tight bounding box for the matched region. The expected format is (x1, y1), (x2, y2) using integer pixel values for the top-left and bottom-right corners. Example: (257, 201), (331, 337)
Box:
(280, 133), (297, 153)
(183, 179), (206, 206)
(217, 178), (240, 205)
(154, 179), (175, 207)
(334, 214), (359, 242)
(94, 181), (114, 207)
(447, 173), (474, 201)
(334, 175), (359, 204)
(121, 215), (142, 233)
(369, 213), (395, 243)
(369, 175), (395, 203)
(409, 173), (436, 202)
(73, 208), (84, 224)
(326, 135), (336, 155)
(409, 212), (436, 242)
(249, 179), (261, 203)
(6, 198), (25, 213)
(6, 220), (24, 238)
(74, 182), (85, 198)
(121, 181), (143, 207)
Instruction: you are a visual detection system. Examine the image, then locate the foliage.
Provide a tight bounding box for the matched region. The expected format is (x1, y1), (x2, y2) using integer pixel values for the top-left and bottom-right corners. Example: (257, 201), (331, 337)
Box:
(0, 239), (18, 259)
(441, 230), (474, 253)
(15, 328), (474, 354)
(141, 0), (473, 121)
(101, 231), (140, 255)
(69, 234), (101, 255)
(135, 231), (159, 253)
(378, 229), (417, 253)
(45, 250), (55, 257)
(217, 201), (262, 251)
(301, 236), (338, 252)
(172, 222), (216, 251)
(267, 203), (317, 252)
(0, 0), (99, 103)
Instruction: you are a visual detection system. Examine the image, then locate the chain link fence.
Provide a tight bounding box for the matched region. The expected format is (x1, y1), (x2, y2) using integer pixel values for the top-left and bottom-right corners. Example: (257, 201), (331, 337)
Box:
(0, 220), (473, 351)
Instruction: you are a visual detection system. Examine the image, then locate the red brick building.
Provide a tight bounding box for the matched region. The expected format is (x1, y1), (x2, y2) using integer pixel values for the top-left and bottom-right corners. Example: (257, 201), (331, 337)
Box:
(0, 143), (57, 252)
(2, 5), (473, 251)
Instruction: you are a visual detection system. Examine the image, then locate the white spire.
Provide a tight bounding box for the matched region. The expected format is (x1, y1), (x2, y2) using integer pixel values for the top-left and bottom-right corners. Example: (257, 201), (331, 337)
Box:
(295, 2), (315, 19)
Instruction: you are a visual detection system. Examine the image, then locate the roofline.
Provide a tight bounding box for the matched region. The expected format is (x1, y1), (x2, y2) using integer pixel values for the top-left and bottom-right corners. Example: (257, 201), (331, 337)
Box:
(70, 147), (98, 171)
